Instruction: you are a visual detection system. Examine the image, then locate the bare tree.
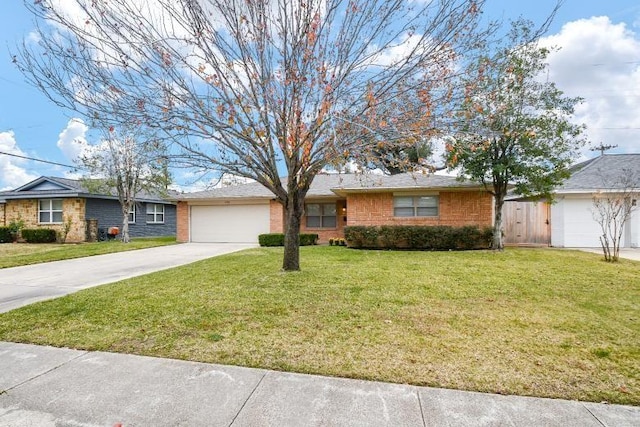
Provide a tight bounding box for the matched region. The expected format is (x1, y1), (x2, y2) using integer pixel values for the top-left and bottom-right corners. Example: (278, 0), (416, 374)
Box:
(591, 168), (640, 262)
(79, 126), (170, 243)
(15, 0), (492, 270)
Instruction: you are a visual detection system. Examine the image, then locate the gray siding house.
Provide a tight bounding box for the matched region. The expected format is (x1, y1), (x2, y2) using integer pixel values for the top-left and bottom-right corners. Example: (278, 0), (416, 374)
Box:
(0, 176), (176, 242)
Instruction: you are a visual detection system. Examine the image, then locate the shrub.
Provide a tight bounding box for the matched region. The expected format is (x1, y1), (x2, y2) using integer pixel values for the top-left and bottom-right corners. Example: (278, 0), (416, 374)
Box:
(8, 217), (25, 233)
(342, 226), (379, 248)
(344, 225), (494, 250)
(300, 233), (319, 246)
(258, 233), (319, 247)
(21, 228), (58, 243)
(0, 227), (12, 243)
(60, 215), (73, 243)
(259, 233), (285, 247)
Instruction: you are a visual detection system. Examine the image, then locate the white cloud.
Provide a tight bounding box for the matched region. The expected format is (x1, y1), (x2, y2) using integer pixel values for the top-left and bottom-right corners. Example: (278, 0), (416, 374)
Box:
(57, 118), (89, 162)
(541, 17), (640, 156)
(368, 33), (424, 68)
(26, 30), (41, 44)
(0, 131), (38, 191)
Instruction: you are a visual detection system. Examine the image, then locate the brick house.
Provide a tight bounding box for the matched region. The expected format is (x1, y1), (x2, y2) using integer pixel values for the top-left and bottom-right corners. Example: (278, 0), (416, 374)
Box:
(173, 173), (494, 243)
(0, 176), (176, 242)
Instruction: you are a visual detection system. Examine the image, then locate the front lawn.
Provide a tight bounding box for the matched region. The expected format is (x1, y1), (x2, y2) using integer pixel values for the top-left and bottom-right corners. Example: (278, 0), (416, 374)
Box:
(0, 236), (177, 268)
(0, 247), (638, 405)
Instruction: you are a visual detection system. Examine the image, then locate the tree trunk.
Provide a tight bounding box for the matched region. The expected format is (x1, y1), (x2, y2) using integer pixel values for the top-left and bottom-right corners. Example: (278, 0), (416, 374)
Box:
(492, 195), (505, 250)
(121, 204), (131, 243)
(282, 195), (304, 271)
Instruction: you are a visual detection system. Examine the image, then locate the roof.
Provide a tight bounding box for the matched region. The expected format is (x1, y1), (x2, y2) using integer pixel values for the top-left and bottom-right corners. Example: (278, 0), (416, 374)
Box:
(174, 172), (485, 201)
(556, 154), (640, 193)
(0, 176), (174, 204)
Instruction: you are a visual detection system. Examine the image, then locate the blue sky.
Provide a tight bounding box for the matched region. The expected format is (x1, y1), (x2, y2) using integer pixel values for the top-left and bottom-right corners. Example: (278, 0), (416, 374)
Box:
(1, 0), (640, 190)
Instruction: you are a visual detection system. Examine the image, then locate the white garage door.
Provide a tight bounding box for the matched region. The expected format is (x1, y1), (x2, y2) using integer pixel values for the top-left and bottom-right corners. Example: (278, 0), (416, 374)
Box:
(552, 198), (603, 247)
(190, 204), (270, 243)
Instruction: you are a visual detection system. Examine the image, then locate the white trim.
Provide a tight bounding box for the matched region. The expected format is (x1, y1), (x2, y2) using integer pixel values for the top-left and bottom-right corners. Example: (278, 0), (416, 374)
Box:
(128, 204), (136, 224)
(146, 203), (165, 224)
(38, 198), (63, 224)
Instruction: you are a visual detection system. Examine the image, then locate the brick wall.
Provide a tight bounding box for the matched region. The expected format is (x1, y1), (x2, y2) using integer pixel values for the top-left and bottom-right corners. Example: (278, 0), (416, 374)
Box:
(439, 191), (493, 227)
(265, 191), (492, 244)
(4, 198), (86, 242)
(269, 200), (284, 233)
(346, 191), (493, 228)
(0, 203), (5, 225)
(176, 201), (189, 242)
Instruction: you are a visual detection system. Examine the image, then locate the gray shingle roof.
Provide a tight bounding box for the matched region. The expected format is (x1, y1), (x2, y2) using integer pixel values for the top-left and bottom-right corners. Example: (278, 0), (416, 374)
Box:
(331, 173), (482, 193)
(557, 154), (640, 192)
(0, 176), (174, 203)
(175, 172), (483, 200)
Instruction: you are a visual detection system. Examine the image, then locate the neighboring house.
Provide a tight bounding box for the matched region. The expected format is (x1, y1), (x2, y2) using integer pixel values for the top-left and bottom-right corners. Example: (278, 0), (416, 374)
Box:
(173, 173), (494, 243)
(0, 176), (176, 242)
(550, 153), (640, 248)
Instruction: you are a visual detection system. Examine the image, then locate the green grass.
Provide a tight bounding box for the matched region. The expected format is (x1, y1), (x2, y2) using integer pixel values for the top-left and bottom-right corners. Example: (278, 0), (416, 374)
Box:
(0, 236), (177, 268)
(0, 246), (638, 405)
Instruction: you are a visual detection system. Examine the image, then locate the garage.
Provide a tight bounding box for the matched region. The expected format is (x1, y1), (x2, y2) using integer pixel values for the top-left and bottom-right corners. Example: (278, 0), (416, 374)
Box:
(551, 198), (600, 247)
(551, 196), (639, 248)
(190, 203), (270, 243)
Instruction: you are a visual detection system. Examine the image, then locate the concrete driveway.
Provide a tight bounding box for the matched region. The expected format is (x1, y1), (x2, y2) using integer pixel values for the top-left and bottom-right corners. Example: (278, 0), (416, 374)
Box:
(576, 247), (640, 261)
(0, 243), (256, 313)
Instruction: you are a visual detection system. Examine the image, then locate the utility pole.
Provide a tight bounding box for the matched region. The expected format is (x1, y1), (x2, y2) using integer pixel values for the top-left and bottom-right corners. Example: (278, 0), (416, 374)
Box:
(589, 142), (618, 156)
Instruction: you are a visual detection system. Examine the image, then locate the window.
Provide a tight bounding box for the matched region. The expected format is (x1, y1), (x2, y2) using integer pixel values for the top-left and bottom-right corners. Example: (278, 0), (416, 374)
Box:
(306, 203), (337, 228)
(146, 203), (165, 224)
(39, 199), (63, 223)
(393, 196), (439, 217)
(128, 204), (136, 224)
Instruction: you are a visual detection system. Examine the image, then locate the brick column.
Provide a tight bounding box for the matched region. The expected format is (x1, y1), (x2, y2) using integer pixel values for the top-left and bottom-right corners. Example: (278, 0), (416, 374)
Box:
(176, 201), (189, 242)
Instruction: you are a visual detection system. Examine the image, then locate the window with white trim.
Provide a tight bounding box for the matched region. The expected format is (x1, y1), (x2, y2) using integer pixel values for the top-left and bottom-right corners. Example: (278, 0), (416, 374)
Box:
(128, 204), (136, 224)
(38, 199), (63, 223)
(306, 203), (337, 228)
(146, 203), (165, 224)
(393, 196), (439, 217)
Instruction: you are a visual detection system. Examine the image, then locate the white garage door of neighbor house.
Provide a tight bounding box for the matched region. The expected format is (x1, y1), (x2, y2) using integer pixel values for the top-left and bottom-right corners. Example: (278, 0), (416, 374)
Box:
(190, 204), (270, 243)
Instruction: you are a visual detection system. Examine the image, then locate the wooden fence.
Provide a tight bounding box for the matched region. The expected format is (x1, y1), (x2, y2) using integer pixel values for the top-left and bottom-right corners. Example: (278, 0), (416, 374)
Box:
(503, 201), (551, 246)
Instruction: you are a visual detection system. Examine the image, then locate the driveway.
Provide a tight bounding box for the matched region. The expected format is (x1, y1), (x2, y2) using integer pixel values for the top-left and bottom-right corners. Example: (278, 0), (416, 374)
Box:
(576, 247), (640, 261)
(0, 243), (256, 313)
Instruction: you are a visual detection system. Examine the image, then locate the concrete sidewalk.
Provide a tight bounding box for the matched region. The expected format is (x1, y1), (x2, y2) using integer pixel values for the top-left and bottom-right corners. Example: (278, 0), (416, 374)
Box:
(0, 243), (255, 313)
(0, 342), (637, 427)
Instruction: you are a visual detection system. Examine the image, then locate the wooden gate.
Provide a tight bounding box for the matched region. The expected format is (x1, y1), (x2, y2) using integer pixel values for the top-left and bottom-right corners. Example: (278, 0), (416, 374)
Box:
(503, 201), (551, 246)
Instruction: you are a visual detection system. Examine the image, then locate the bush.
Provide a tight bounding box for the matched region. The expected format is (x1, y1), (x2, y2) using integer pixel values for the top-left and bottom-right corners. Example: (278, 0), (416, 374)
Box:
(258, 233), (319, 247)
(21, 228), (58, 243)
(300, 233), (319, 246)
(0, 227), (12, 243)
(344, 225), (494, 250)
(341, 226), (379, 248)
(259, 233), (284, 246)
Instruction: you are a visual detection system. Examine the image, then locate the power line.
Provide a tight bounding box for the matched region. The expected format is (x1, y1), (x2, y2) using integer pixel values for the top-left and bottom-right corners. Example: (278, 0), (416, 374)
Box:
(590, 61), (640, 66)
(0, 150), (80, 169)
(594, 127), (640, 130)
